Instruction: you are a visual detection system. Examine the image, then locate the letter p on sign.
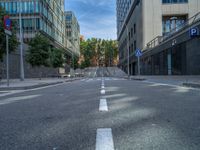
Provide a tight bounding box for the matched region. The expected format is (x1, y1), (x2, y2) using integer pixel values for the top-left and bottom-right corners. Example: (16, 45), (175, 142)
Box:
(190, 27), (199, 37)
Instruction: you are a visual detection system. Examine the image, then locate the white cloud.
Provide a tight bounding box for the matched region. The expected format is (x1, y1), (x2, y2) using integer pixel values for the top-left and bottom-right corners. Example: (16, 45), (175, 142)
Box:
(65, 0), (117, 39)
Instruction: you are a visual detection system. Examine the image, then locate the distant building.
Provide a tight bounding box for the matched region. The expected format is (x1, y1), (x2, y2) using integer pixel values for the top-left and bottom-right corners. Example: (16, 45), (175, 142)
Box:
(116, 0), (200, 75)
(80, 35), (85, 42)
(65, 11), (80, 57)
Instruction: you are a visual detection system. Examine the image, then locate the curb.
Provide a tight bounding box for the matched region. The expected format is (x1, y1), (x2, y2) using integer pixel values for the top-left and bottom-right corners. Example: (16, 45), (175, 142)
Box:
(65, 78), (82, 82)
(183, 83), (200, 88)
(124, 77), (146, 81)
(130, 78), (146, 81)
(0, 78), (83, 91)
(0, 81), (64, 91)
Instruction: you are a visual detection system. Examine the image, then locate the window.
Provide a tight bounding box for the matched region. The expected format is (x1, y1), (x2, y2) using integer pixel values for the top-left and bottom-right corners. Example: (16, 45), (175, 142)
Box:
(131, 44), (133, 53)
(134, 40), (136, 51)
(134, 24), (136, 34)
(162, 16), (187, 35)
(131, 28), (133, 38)
(162, 0), (188, 4)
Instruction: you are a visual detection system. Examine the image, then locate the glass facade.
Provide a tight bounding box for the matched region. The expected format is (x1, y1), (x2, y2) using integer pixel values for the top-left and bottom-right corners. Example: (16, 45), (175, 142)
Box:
(116, 0), (133, 34)
(162, 0), (188, 4)
(65, 11), (80, 56)
(0, 0), (65, 48)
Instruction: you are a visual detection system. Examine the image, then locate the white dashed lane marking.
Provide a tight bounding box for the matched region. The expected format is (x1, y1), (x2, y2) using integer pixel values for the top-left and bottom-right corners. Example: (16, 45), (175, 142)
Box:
(96, 128), (114, 150)
(101, 89), (105, 95)
(99, 99), (108, 111)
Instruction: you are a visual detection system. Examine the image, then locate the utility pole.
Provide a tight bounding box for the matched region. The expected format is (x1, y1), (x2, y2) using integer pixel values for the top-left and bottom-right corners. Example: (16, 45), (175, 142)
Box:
(137, 55), (140, 76)
(126, 25), (130, 78)
(6, 34), (9, 87)
(72, 53), (74, 71)
(19, 0), (25, 81)
(4, 16), (12, 87)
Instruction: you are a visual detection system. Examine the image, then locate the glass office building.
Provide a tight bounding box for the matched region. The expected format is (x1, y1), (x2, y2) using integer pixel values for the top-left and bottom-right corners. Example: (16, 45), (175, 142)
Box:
(0, 0), (66, 49)
(116, 0), (133, 35)
(65, 11), (80, 57)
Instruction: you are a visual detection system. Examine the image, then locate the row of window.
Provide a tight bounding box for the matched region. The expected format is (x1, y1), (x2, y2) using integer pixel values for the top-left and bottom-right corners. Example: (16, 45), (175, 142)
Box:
(0, 1), (65, 46)
(129, 24), (136, 40)
(0, 1), (39, 14)
(13, 18), (64, 44)
(162, 0), (188, 4)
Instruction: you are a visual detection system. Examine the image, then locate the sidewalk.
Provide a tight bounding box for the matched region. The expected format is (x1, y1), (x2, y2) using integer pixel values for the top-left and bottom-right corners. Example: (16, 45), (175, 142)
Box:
(130, 75), (200, 88)
(0, 77), (81, 91)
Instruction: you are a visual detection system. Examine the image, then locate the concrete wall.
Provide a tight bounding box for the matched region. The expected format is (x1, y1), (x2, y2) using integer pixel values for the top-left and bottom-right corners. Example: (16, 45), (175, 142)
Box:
(186, 37), (200, 75)
(0, 45), (61, 79)
(139, 23), (200, 75)
(0, 53), (60, 79)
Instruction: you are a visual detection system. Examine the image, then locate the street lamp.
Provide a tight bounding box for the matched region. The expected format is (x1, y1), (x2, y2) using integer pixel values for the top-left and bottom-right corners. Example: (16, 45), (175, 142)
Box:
(119, 19), (130, 78)
(19, 0), (25, 81)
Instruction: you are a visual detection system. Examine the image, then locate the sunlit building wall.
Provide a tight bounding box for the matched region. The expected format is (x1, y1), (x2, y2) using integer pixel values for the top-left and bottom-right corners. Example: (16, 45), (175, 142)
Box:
(116, 0), (200, 73)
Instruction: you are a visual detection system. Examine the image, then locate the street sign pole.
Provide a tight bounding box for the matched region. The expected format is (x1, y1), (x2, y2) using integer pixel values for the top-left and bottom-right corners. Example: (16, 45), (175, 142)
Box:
(137, 56), (140, 76)
(6, 34), (9, 87)
(19, 0), (25, 81)
(135, 48), (142, 76)
(4, 16), (12, 87)
(126, 25), (130, 78)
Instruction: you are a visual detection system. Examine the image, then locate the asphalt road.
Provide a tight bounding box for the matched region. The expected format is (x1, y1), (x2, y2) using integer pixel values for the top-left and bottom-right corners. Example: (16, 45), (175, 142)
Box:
(0, 76), (200, 150)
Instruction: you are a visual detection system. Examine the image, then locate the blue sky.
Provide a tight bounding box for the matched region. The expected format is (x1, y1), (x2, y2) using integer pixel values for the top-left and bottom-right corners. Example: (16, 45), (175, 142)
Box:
(65, 0), (117, 40)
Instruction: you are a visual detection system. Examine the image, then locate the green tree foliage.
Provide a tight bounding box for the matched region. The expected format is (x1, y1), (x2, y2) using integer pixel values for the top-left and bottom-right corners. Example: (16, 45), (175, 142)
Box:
(50, 48), (65, 68)
(80, 38), (118, 68)
(26, 34), (50, 67)
(73, 57), (79, 70)
(26, 34), (65, 68)
(0, 7), (18, 61)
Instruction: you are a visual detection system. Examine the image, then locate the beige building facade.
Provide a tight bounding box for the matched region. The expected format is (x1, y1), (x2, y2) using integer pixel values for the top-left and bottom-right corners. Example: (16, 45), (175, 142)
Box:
(117, 0), (200, 71)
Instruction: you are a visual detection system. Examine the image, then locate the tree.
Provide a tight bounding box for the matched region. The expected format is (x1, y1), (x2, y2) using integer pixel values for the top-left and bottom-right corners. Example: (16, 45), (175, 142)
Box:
(26, 34), (51, 67)
(0, 7), (18, 61)
(73, 56), (79, 70)
(104, 40), (118, 67)
(79, 38), (118, 68)
(50, 48), (65, 68)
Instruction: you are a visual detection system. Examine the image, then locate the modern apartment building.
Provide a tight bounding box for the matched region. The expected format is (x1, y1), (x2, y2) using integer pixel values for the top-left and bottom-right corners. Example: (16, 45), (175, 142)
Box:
(117, 0), (200, 75)
(0, 0), (66, 49)
(0, 0), (80, 78)
(65, 11), (80, 57)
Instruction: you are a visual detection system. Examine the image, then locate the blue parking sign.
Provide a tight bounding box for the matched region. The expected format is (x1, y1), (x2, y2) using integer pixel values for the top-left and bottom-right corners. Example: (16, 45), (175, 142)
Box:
(190, 27), (199, 37)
